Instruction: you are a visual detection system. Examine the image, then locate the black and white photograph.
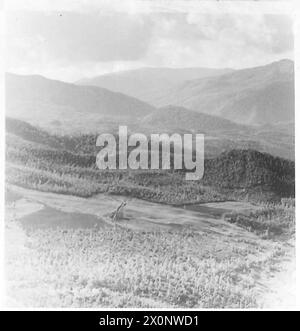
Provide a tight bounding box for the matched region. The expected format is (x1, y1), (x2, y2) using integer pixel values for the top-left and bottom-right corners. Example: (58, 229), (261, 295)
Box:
(0, 0), (298, 312)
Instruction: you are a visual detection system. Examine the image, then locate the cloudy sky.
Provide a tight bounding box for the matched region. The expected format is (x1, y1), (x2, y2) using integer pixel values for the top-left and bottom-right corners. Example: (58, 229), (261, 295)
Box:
(5, 2), (294, 81)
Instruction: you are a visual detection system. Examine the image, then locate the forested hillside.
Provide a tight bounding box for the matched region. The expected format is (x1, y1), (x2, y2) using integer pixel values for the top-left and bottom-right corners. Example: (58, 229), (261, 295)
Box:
(6, 118), (295, 203)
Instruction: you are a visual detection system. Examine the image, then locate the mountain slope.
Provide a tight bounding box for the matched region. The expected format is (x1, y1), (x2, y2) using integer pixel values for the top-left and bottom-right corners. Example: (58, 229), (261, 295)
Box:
(140, 106), (294, 160)
(150, 60), (295, 126)
(142, 106), (248, 133)
(6, 107), (294, 162)
(77, 67), (233, 103)
(6, 73), (156, 132)
(6, 117), (64, 150)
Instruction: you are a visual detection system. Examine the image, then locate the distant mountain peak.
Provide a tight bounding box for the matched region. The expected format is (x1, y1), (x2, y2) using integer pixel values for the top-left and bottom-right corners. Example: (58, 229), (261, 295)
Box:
(149, 59), (294, 126)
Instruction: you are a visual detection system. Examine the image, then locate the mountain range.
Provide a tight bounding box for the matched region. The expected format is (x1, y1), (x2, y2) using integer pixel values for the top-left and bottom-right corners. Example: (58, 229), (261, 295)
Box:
(5, 59), (295, 160)
(77, 67), (233, 104)
(79, 59), (294, 126)
(6, 72), (155, 133)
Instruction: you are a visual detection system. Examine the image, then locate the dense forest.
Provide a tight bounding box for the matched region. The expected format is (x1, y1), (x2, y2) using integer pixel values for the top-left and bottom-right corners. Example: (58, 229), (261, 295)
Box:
(6, 118), (295, 204)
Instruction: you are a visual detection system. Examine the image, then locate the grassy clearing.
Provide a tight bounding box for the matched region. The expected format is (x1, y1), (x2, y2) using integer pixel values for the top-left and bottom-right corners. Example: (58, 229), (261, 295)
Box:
(6, 220), (290, 309)
(5, 188), (295, 308)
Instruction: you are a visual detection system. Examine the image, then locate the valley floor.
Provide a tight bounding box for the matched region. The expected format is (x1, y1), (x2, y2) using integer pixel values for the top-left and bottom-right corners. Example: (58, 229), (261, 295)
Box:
(4, 186), (296, 309)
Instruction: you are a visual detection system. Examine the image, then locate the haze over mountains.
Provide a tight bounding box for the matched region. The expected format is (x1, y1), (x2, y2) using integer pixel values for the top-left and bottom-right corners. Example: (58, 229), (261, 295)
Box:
(79, 59), (294, 126)
(6, 73), (155, 133)
(5, 71), (247, 135)
(154, 59), (294, 126)
(5, 59), (295, 160)
(77, 67), (233, 105)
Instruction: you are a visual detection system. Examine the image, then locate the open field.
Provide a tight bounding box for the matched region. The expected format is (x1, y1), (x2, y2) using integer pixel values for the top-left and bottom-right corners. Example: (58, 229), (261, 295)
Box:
(5, 186), (296, 309)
